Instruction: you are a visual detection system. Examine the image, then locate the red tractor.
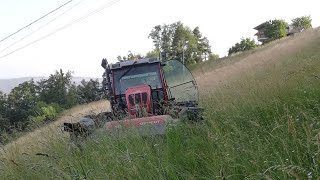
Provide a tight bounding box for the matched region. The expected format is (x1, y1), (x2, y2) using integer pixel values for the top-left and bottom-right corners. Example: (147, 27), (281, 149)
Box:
(64, 57), (202, 137)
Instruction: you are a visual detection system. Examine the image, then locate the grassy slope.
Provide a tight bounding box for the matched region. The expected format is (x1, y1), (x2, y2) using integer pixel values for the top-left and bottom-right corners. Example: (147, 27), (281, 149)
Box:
(1, 28), (320, 179)
(0, 101), (109, 158)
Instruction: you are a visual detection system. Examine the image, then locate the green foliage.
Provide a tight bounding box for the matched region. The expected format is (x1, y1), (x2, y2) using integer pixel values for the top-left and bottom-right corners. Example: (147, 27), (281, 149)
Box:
(209, 53), (219, 61)
(77, 79), (101, 103)
(0, 69), (103, 144)
(145, 49), (160, 58)
(148, 22), (214, 65)
(292, 16), (312, 30)
(265, 19), (289, 41)
(228, 38), (256, 55)
(171, 23), (197, 64)
(0, 91), (10, 131)
(38, 69), (73, 108)
(65, 83), (79, 108)
(0, 91), (6, 116)
(117, 51), (144, 62)
(6, 80), (38, 128)
(193, 27), (212, 62)
(116, 55), (122, 61)
(30, 101), (60, 125)
(149, 25), (162, 50)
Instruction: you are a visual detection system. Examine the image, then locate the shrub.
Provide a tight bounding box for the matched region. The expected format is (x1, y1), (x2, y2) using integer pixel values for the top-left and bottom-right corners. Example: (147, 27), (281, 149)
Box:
(228, 38), (256, 55)
(30, 101), (60, 125)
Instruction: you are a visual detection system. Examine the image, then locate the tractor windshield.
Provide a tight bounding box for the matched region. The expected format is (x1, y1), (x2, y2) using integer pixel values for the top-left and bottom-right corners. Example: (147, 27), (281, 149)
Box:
(113, 63), (162, 95)
(163, 60), (199, 103)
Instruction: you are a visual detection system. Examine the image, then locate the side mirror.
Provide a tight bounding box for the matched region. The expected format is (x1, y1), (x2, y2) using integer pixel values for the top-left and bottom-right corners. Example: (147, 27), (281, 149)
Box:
(101, 58), (108, 69)
(104, 83), (109, 90)
(160, 52), (167, 61)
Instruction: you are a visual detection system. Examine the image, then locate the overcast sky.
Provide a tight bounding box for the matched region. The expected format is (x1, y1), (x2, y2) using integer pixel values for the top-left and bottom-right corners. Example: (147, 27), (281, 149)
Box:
(0, 0), (319, 79)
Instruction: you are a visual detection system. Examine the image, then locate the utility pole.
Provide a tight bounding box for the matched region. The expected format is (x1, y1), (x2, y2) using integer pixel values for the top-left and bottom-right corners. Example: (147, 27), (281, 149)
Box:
(182, 40), (189, 65)
(182, 41), (188, 81)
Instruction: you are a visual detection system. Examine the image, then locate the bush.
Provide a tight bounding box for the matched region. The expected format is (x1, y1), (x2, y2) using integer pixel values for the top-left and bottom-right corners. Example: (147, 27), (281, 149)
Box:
(30, 101), (61, 125)
(209, 53), (219, 61)
(228, 38), (256, 55)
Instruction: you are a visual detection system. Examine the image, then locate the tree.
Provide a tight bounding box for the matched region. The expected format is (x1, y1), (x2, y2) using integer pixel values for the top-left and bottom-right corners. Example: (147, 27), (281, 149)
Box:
(0, 91), (9, 130)
(171, 22), (199, 64)
(65, 83), (79, 108)
(38, 69), (74, 108)
(117, 55), (123, 62)
(148, 22), (215, 65)
(192, 27), (212, 62)
(6, 80), (38, 128)
(30, 101), (61, 124)
(209, 53), (219, 61)
(0, 91), (6, 115)
(77, 79), (101, 104)
(148, 25), (162, 51)
(265, 19), (289, 41)
(127, 51), (134, 60)
(228, 38), (256, 55)
(161, 24), (173, 53)
(292, 16), (312, 30)
(117, 51), (144, 62)
(145, 49), (160, 58)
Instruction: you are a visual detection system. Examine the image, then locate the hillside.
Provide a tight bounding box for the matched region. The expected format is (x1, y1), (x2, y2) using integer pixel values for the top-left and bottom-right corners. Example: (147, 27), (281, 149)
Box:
(0, 100), (109, 156)
(0, 77), (102, 94)
(193, 28), (320, 91)
(1, 28), (320, 179)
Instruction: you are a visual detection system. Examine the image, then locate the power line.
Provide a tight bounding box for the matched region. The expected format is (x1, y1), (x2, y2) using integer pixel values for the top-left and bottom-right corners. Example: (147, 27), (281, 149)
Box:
(0, 0), (75, 44)
(0, 0), (120, 59)
(0, 0), (86, 53)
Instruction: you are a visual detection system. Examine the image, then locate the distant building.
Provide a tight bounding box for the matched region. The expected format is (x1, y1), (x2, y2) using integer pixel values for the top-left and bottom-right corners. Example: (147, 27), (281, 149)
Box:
(287, 25), (303, 35)
(254, 22), (303, 44)
(254, 22), (269, 44)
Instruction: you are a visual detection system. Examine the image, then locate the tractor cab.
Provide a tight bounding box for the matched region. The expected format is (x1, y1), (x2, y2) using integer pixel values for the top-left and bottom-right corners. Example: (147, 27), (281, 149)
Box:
(102, 58), (169, 117)
(102, 58), (199, 119)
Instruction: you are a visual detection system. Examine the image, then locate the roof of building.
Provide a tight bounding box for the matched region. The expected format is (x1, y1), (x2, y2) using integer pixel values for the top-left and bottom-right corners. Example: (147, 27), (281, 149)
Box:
(253, 22), (268, 30)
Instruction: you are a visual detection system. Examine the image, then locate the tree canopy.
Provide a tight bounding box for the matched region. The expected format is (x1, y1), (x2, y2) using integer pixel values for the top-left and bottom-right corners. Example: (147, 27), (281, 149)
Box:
(77, 79), (101, 104)
(116, 21), (218, 64)
(228, 38), (256, 55)
(265, 19), (289, 41)
(292, 16), (312, 30)
(117, 51), (144, 62)
(6, 80), (38, 126)
(38, 69), (73, 108)
(148, 22), (214, 65)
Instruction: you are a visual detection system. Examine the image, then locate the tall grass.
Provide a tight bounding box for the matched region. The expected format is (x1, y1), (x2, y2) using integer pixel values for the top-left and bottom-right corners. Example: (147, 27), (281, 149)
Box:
(1, 29), (320, 179)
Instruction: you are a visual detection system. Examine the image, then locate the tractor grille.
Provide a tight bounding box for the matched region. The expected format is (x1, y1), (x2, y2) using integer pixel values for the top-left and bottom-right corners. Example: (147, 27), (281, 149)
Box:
(128, 93), (148, 107)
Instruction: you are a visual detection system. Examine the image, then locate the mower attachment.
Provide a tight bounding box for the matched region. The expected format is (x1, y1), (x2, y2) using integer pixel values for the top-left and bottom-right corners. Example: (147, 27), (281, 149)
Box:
(105, 115), (178, 135)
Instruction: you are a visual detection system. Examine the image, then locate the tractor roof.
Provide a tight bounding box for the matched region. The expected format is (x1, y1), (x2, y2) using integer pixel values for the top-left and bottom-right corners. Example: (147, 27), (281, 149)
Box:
(110, 58), (160, 70)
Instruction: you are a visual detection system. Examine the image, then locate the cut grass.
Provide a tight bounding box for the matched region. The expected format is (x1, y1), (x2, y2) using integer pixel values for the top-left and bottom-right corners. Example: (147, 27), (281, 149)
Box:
(1, 28), (320, 179)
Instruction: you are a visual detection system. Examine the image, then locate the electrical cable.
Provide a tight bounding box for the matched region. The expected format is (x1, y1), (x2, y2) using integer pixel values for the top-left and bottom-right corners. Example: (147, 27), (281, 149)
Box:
(0, 0), (120, 59)
(0, 0), (86, 53)
(0, 0), (75, 43)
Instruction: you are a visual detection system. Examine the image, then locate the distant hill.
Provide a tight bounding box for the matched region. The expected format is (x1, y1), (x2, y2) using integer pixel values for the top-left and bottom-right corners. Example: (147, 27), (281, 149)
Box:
(0, 77), (102, 94)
